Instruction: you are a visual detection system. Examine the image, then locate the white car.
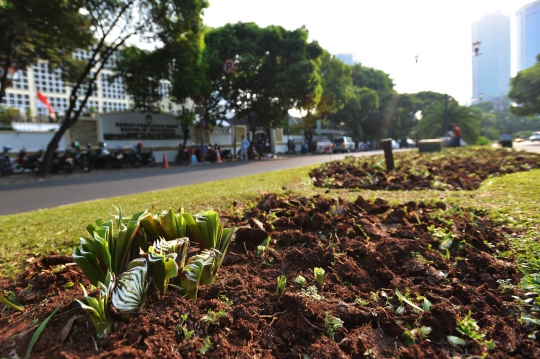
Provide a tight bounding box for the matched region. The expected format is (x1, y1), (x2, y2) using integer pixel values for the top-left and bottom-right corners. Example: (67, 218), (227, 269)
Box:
(529, 131), (540, 142)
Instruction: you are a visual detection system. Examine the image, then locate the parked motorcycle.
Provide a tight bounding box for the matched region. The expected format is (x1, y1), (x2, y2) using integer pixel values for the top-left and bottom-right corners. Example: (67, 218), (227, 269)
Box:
(121, 144), (142, 168)
(0, 145), (13, 176)
(133, 142), (155, 167)
(49, 150), (74, 174)
(67, 142), (92, 172)
(137, 145), (156, 167)
(12, 148), (43, 174)
(88, 142), (122, 169)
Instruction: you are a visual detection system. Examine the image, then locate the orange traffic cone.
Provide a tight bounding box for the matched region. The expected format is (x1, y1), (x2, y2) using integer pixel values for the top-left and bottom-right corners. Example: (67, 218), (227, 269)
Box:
(162, 153), (169, 168)
(215, 149), (223, 163)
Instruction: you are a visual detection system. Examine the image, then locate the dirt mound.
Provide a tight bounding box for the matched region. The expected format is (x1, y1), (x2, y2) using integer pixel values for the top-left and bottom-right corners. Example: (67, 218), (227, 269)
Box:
(1, 194), (538, 358)
(310, 148), (540, 190)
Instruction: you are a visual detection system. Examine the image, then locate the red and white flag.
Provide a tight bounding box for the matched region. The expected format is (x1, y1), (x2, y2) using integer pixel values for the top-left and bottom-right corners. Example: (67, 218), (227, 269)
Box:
(37, 91), (56, 120)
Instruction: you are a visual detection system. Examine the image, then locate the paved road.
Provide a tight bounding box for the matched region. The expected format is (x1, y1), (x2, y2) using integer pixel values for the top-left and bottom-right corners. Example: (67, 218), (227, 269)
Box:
(0, 150), (393, 215)
(2, 142), (538, 216)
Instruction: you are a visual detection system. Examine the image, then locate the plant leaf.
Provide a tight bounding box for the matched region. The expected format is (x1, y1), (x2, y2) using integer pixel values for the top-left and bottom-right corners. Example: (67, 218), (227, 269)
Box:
(395, 289), (424, 312)
(25, 302), (63, 359)
(447, 335), (466, 347)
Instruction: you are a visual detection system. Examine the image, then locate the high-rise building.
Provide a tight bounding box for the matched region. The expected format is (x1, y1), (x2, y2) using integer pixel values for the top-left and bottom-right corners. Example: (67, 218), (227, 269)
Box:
(471, 11), (511, 102)
(516, 1), (540, 72)
(336, 53), (354, 65)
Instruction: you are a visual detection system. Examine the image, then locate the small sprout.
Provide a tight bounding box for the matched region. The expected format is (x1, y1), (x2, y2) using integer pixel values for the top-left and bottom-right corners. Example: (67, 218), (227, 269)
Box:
(370, 291), (380, 303)
(300, 285), (324, 301)
(199, 336), (212, 354)
(447, 335), (466, 347)
(201, 309), (226, 324)
(0, 293), (24, 312)
(314, 267), (325, 287)
(496, 279), (514, 293)
(295, 275), (307, 288)
(256, 245), (266, 256)
(354, 298), (370, 306)
(402, 326), (431, 347)
(276, 275), (286, 296)
(64, 282), (75, 290)
(219, 295), (233, 308)
(324, 312), (344, 341)
(395, 288), (424, 312)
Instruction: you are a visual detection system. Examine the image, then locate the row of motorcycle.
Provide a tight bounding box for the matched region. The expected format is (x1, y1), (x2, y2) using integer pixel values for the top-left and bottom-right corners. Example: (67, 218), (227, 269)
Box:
(0, 142), (156, 176)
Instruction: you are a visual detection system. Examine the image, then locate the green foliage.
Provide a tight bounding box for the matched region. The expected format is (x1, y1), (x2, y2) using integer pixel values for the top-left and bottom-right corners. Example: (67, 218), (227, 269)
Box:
(300, 285), (324, 301)
(324, 312), (344, 341)
(395, 288), (424, 312)
(0, 0), (93, 101)
(201, 309), (226, 324)
(111, 260), (149, 320)
(204, 22), (323, 136)
(455, 310), (495, 349)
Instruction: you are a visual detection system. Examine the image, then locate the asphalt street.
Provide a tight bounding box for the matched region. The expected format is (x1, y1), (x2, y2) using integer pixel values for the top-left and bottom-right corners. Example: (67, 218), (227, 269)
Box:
(1, 141), (538, 216)
(0, 150), (390, 215)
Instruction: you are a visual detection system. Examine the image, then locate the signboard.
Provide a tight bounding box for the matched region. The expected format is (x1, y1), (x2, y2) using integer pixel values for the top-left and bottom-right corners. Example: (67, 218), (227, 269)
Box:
(316, 119), (322, 135)
(101, 112), (183, 140)
(223, 58), (236, 74)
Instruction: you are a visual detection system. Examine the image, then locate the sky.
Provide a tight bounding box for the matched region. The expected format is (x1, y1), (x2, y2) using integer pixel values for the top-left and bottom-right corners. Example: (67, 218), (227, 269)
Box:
(203, 0), (533, 105)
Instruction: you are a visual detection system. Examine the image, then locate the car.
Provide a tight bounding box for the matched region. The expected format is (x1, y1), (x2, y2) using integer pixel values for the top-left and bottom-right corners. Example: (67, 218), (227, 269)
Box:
(332, 136), (355, 153)
(529, 131), (540, 142)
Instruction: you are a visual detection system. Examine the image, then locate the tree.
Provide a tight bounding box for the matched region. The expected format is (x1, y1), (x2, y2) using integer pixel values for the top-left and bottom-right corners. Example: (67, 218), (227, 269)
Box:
(0, 0), (93, 102)
(350, 63), (395, 141)
(332, 86), (378, 139)
(418, 100), (481, 144)
(509, 54), (540, 116)
(39, 0), (208, 175)
(298, 51), (351, 151)
(204, 23), (323, 142)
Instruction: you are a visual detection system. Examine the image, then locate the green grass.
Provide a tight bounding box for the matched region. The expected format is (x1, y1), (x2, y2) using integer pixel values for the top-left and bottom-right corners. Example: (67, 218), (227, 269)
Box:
(1, 153), (540, 280)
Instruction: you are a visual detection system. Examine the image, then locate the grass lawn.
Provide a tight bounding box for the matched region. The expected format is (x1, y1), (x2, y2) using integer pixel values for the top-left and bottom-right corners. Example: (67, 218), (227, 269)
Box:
(1, 149), (540, 279)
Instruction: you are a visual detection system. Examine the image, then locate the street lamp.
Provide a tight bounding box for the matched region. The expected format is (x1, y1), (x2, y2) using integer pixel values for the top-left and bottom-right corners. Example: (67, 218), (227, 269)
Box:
(472, 41), (481, 56)
(443, 94), (453, 137)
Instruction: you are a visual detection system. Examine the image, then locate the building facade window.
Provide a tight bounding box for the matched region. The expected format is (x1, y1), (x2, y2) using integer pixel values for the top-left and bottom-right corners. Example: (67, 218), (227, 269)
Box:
(1, 93), (31, 112)
(101, 73), (125, 100)
(37, 96), (68, 117)
(12, 70), (29, 90)
(102, 101), (126, 113)
(33, 63), (65, 94)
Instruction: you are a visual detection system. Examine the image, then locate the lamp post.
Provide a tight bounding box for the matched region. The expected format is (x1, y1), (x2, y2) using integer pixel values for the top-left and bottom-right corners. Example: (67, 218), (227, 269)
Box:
(472, 41), (481, 56)
(443, 94), (453, 137)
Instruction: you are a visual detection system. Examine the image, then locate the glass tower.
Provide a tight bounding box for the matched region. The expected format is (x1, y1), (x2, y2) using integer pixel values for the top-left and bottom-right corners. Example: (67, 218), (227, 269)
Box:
(516, 1), (540, 72)
(471, 11), (511, 102)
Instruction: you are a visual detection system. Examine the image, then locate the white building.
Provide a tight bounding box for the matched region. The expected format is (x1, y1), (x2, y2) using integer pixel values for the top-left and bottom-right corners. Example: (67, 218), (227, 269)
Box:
(1, 50), (180, 121)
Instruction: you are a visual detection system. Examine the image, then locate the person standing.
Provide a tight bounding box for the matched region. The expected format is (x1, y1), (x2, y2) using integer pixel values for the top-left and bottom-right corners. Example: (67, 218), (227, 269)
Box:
(240, 135), (250, 161)
(256, 135), (264, 160)
(453, 126), (462, 147)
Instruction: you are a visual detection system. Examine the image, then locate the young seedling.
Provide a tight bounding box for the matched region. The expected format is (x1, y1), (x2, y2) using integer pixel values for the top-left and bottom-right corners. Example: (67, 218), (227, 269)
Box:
(314, 267), (325, 288)
(200, 336), (212, 354)
(324, 312), (344, 341)
(300, 286), (324, 301)
(201, 309), (226, 324)
(295, 275), (307, 289)
(402, 326), (432, 347)
(276, 275), (287, 296)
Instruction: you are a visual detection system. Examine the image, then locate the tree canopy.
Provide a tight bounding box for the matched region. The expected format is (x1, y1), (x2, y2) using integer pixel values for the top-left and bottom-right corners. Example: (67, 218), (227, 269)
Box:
(418, 100), (481, 144)
(509, 54), (540, 116)
(0, 0), (93, 102)
(204, 22), (323, 137)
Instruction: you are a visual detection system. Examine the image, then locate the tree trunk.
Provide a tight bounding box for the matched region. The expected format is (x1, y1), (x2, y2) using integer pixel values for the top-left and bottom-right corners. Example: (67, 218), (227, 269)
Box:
(39, 120), (71, 175)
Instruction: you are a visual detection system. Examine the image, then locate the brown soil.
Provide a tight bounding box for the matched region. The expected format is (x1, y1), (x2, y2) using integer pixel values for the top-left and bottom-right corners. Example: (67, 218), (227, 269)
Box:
(310, 148), (540, 190)
(1, 194), (538, 358)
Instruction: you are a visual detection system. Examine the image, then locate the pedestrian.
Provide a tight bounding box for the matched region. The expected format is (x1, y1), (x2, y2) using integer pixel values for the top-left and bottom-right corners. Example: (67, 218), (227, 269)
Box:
(256, 135), (264, 160)
(240, 135), (250, 161)
(453, 126), (462, 147)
